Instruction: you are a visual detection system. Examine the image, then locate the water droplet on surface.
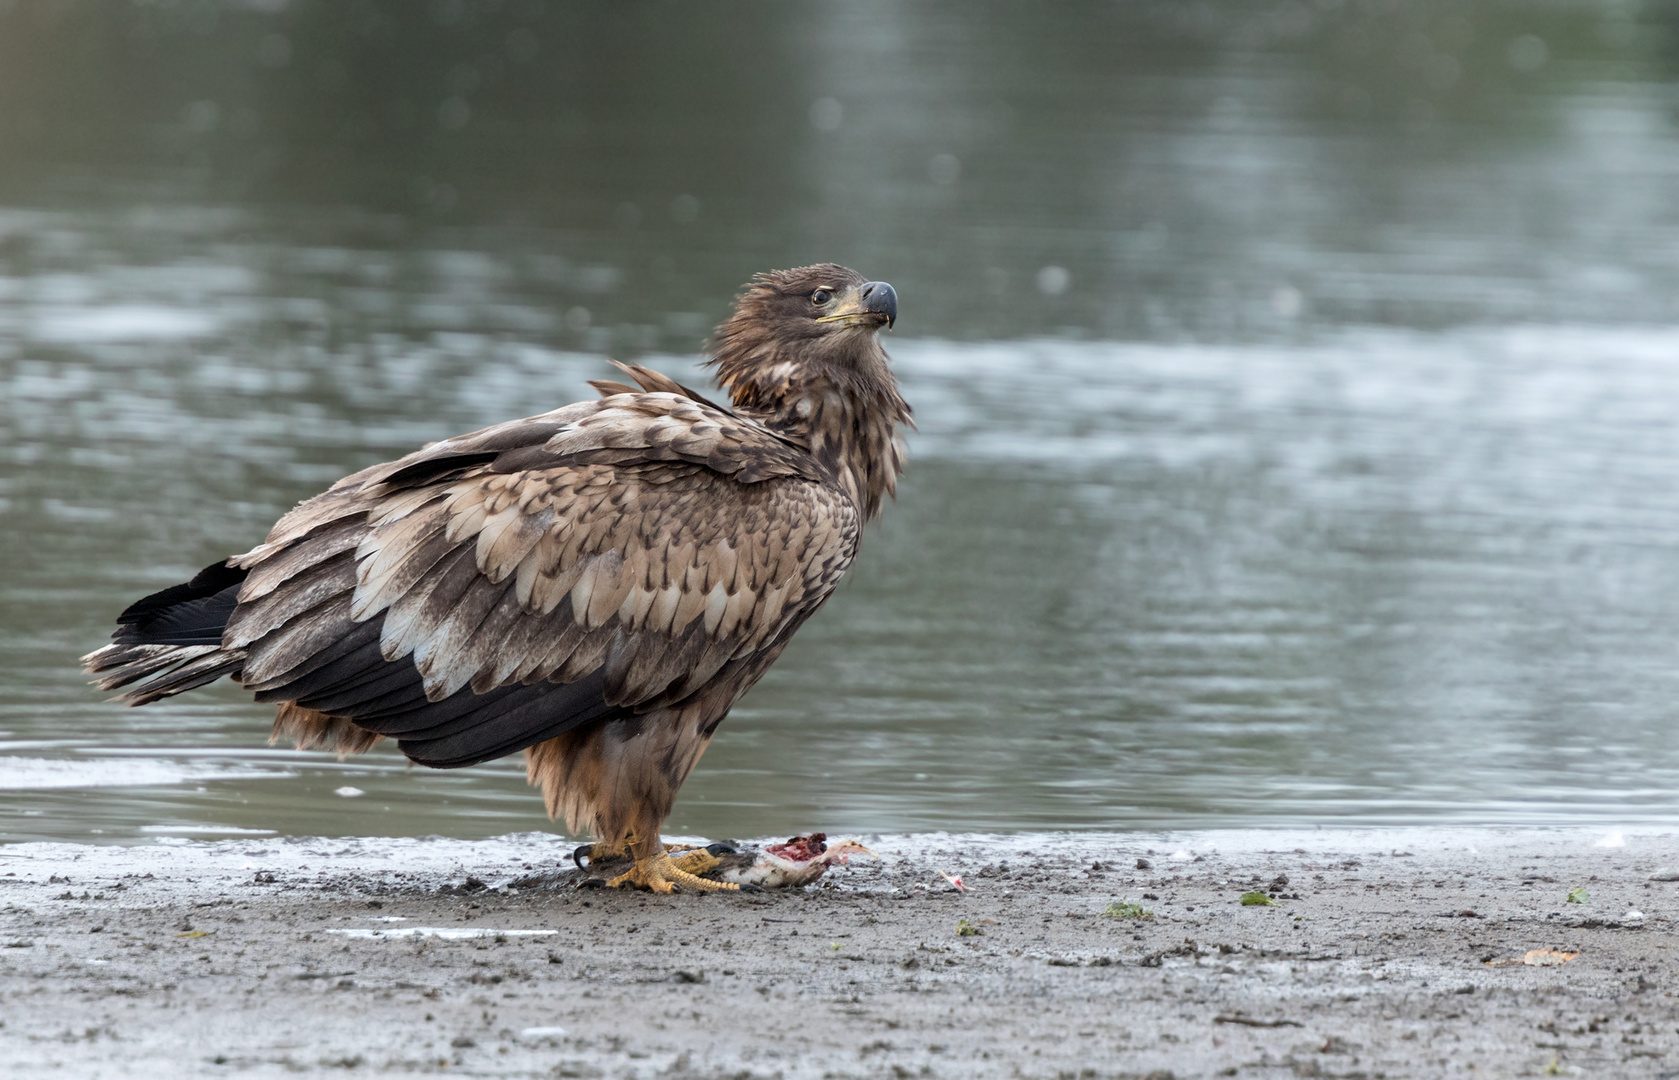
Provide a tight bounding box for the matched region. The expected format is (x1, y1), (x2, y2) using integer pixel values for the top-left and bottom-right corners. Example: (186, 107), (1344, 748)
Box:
(437, 97), (471, 131)
(809, 97), (844, 132)
(1507, 34), (1548, 72)
(928, 154), (961, 186)
(184, 101), (220, 134)
(1036, 265), (1070, 296)
(669, 194), (700, 223)
(257, 33), (291, 69)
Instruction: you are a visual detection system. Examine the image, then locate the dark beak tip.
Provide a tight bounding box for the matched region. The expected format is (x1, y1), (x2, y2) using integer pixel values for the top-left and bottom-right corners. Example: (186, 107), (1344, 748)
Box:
(860, 280), (898, 329)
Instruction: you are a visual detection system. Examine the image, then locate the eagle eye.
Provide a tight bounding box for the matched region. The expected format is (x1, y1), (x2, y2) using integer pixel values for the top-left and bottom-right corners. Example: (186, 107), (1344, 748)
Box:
(811, 289), (833, 306)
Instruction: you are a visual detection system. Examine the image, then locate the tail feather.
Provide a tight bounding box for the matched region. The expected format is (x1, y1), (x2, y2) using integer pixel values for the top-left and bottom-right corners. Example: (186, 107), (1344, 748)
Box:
(114, 561), (247, 642)
(82, 560), (251, 705)
(117, 650), (245, 706)
(85, 642), (219, 689)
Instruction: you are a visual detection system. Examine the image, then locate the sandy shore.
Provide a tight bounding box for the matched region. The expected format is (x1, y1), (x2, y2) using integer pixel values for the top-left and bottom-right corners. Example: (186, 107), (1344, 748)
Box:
(0, 827), (1675, 1079)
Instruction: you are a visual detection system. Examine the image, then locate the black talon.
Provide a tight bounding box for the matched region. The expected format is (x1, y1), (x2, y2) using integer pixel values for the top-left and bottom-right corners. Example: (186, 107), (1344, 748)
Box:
(738, 883), (765, 894)
(572, 843), (595, 868)
(705, 842), (742, 857)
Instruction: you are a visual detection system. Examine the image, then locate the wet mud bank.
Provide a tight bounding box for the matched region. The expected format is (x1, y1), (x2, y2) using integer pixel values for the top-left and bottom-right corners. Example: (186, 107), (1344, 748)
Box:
(0, 829), (1675, 1079)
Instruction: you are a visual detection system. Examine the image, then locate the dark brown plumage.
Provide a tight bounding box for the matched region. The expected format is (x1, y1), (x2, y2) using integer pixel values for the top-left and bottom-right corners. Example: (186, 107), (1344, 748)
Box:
(84, 264), (908, 892)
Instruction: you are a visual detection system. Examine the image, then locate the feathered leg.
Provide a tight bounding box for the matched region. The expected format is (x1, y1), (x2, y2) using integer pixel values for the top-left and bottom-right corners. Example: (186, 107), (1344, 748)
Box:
(528, 711), (734, 891)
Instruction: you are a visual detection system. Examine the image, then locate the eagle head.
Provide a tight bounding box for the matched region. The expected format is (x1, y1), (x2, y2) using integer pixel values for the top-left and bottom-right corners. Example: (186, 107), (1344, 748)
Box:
(706, 263), (899, 413)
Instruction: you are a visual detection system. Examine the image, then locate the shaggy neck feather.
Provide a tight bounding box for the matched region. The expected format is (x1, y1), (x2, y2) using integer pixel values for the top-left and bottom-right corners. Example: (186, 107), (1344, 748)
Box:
(707, 331), (909, 523)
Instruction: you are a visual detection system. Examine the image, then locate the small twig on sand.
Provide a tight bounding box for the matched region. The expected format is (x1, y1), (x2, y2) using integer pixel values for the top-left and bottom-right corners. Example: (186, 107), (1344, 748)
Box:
(1214, 1015), (1304, 1028)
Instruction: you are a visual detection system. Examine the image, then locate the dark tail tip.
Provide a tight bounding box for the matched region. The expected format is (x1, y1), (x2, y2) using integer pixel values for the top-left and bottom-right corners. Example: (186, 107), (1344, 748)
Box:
(84, 559), (251, 704)
(111, 560), (249, 647)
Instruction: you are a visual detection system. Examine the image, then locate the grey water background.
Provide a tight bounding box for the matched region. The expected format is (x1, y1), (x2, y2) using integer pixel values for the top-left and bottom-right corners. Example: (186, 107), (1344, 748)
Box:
(4, 0), (1679, 843)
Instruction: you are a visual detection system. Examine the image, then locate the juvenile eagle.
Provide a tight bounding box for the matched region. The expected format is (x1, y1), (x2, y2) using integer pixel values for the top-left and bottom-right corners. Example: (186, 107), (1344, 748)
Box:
(84, 265), (907, 893)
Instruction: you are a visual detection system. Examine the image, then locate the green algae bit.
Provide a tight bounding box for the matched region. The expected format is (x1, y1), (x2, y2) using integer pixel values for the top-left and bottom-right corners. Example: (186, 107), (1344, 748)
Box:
(1240, 892), (1279, 906)
(1103, 901), (1154, 920)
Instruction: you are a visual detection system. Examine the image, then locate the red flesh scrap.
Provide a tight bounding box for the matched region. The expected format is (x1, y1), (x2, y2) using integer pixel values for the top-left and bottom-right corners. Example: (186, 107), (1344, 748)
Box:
(764, 833), (827, 863)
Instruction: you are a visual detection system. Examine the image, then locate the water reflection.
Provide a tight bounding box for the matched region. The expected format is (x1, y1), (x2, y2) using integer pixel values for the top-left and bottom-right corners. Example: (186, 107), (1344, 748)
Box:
(3, 1), (1679, 840)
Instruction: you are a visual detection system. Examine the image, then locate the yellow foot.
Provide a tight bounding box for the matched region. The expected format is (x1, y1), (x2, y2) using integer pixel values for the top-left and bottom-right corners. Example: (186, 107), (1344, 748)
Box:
(667, 848), (723, 877)
(606, 849), (737, 893)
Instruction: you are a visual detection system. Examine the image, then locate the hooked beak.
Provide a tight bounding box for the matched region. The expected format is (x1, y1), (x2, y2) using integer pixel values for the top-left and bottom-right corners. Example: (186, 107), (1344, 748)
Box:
(815, 281), (897, 330)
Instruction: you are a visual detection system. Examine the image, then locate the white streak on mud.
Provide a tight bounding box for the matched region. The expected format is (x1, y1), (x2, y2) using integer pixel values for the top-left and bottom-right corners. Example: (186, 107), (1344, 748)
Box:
(327, 927), (558, 940)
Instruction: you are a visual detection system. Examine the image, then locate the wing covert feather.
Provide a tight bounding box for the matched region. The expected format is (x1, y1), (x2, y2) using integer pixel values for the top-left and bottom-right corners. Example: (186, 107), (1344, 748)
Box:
(224, 389), (859, 766)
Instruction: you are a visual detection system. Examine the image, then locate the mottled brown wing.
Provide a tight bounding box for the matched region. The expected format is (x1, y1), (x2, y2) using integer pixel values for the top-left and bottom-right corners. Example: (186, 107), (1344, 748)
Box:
(217, 391), (856, 768)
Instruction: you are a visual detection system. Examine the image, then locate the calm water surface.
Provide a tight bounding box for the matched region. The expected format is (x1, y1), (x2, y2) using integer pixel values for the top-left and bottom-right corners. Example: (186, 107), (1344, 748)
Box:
(4, 1), (1679, 841)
